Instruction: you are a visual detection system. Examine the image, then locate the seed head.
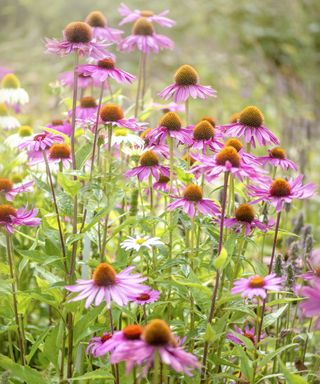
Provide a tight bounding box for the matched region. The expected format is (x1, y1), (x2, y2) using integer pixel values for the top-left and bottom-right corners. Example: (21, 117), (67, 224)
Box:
(235, 204), (255, 223)
(270, 178), (291, 197)
(98, 58), (115, 70)
(183, 184), (203, 202)
(18, 125), (33, 137)
(229, 112), (240, 123)
(270, 147), (286, 159)
(49, 144), (71, 159)
(140, 10), (154, 17)
(159, 112), (182, 131)
(92, 263), (117, 286)
(193, 120), (214, 141)
(100, 104), (124, 122)
(249, 276), (265, 288)
(85, 11), (107, 27)
(139, 150), (159, 166)
(51, 119), (64, 126)
(1, 74), (20, 89)
(123, 325), (143, 340)
(0, 178), (13, 192)
(132, 18), (154, 36)
(216, 147), (240, 167)
(239, 106), (264, 128)
(0, 205), (17, 222)
(64, 21), (93, 43)
(201, 116), (216, 128)
(158, 174), (170, 184)
(80, 96), (97, 109)
(174, 65), (198, 86)
(143, 319), (174, 346)
(224, 138), (243, 152)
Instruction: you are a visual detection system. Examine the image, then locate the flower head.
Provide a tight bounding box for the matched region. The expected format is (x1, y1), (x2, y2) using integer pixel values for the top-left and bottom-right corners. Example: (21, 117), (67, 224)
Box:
(224, 203), (272, 236)
(0, 103), (20, 130)
(0, 205), (40, 233)
(227, 325), (264, 346)
(248, 176), (316, 212)
(118, 4), (175, 27)
(45, 21), (111, 59)
(77, 58), (135, 84)
(231, 274), (282, 299)
(220, 106), (279, 148)
(168, 184), (220, 218)
(258, 147), (297, 170)
(71, 96), (98, 123)
(190, 120), (224, 152)
(48, 143), (72, 167)
(299, 283), (320, 328)
(159, 64), (217, 103)
(0, 178), (33, 202)
(99, 103), (143, 131)
(66, 263), (148, 308)
(86, 333), (112, 356)
(121, 235), (164, 251)
(18, 131), (64, 152)
(130, 289), (160, 305)
(46, 119), (72, 136)
(85, 11), (123, 43)
(0, 74), (29, 106)
(119, 17), (174, 53)
(125, 150), (169, 181)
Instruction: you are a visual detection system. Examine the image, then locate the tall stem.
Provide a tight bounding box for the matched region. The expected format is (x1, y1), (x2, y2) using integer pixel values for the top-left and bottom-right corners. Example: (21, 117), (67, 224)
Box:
(43, 151), (67, 273)
(70, 53), (79, 170)
(140, 52), (147, 112)
(200, 171), (229, 384)
(185, 99), (189, 125)
(134, 52), (143, 118)
(6, 234), (25, 365)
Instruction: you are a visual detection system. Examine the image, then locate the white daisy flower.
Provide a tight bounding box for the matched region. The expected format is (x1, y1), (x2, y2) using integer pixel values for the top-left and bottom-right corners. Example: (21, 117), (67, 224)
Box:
(0, 103), (20, 130)
(0, 74), (29, 106)
(120, 235), (164, 252)
(5, 125), (33, 147)
(112, 128), (144, 147)
(121, 143), (145, 157)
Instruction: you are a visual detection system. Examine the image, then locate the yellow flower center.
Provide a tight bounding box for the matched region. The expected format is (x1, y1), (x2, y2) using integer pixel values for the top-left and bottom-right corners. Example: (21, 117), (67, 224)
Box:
(270, 147), (286, 160)
(139, 151), (159, 166)
(132, 18), (154, 36)
(235, 204), (255, 223)
(123, 325), (144, 340)
(143, 319), (176, 346)
(193, 120), (214, 141)
(18, 125), (33, 137)
(0, 178), (13, 192)
(100, 104), (124, 122)
(64, 21), (93, 43)
(174, 64), (198, 86)
(0, 205), (17, 222)
(49, 144), (71, 159)
(216, 147), (240, 167)
(239, 106), (264, 128)
(270, 178), (291, 197)
(224, 138), (243, 152)
(249, 276), (265, 288)
(98, 58), (115, 70)
(183, 184), (203, 202)
(85, 11), (107, 28)
(80, 96), (97, 109)
(159, 112), (182, 131)
(92, 263), (117, 286)
(1, 74), (20, 89)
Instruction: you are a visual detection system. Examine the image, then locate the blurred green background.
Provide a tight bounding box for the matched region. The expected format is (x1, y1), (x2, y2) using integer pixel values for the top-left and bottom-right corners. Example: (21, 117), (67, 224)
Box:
(0, 0), (319, 227)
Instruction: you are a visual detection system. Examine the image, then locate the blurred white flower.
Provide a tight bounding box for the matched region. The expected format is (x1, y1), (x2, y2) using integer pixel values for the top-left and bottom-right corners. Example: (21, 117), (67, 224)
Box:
(120, 235), (164, 251)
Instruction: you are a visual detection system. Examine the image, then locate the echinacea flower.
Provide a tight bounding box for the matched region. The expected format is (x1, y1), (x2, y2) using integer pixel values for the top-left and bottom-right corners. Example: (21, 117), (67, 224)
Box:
(119, 4), (175, 27)
(45, 21), (111, 59)
(0, 74), (29, 106)
(130, 289), (160, 305)
(110, 319), (200, 376)
(248, 176), (316, 212)
(231, 274), (282, 299)
(119, 17), (174, 54)
(121, 235), (164, 251)
(18, 131), (64, 152)
(168, 184), (220, 218)
(87, 333), (112, 356)
(153, 174), (170, 192)
(220, 105), (279, 148)
(191, 146), (262, 182)
(147, 112), (192, 145)
(93, 325), (144, 358)
(0, 205), (40, 234)
(258, 147), (297, 170)
(299, 283), (320, 328)
(227, 325), (264, 346)
(151, 102), (185, 113)
(71, 96), (98, 122)
(0, 103), (20, 130)
(85, 11), (123, 43)
(47, 143), (72, 167)
(46, 119), (72, 136)
(77, 58), (135, 84)
(159, 64), (216, 103)
(224, 137), (260, 166)
(299, 252), (320, 282)
(100, 103), (143, 131)
(224, 204), (272, 236)
(66, 263), (148, 308)
(58, 71), (108, 89)
(125, 150), (170, 181)
(189, 120), (224, 153)
(0, 178), (33, 201)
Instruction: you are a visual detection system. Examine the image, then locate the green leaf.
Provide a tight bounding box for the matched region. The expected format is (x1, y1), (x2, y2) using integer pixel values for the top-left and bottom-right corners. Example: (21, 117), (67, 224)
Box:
(263, 305), (288, 328)
(236, 345), (253, 383)
(0, 354), (46, 384)
(213, 247), (228, 270)
(70, 368), (113, 381)
(26, 327), (51, 364)
(75, 143), (92, 170)
(204, 323), (216, 343)
(258, 343), (298, 368)
(57, 172), (81, 197)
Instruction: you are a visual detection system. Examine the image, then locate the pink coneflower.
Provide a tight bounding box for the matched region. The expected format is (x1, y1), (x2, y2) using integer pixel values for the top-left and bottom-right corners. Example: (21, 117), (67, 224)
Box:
(110, 319), (200, 376)
(224, 138), (261, 166)
(85, 11), (123, 43)
(86, 333), (112, 356)
(168, 184), (220, 218)
(47, 143), (72, 167)
(99, 103), (143, 131)
(191, 147), (262, 182)
(46, 119), (72, 136)
(220, 106), (279, 148)
(18, 131), (64, 152)
(0, 205), (40, 234)
(248, 176), (316, 212)
(299, 283), (320, 328)
(119, 4), (175, 27)
(189, 120), (224, 153)
(146, 112), (192, 145)
(70, 96), (98, 122)
(66, 263), (148, 308)
(227, 325), (264, 346)
(153, 174), (170, 192)
(258, 147), (297, 170)
(45, 21), (110, 59)
(77, 58), (135, 84)
(59, 71), (93, 89)
(130, 289), (160, 305)
(126, 150), (170, 181)
(93, 325), (144, 358)
(0, 179), (33, 202)
(231, 274), (282, 299)
(224, 204), (272, 236)
(119, 18), (174, 54)
(159, 65), (216, 103)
